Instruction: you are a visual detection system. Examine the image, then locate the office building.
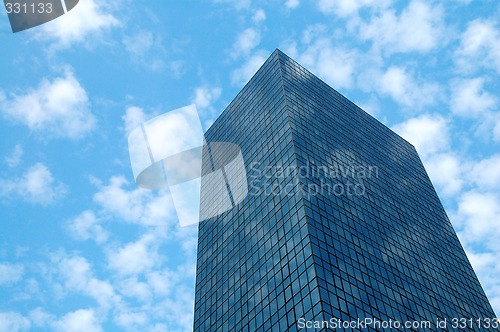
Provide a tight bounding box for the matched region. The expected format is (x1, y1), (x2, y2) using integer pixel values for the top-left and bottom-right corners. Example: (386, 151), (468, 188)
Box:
(193, 49), (498, 331)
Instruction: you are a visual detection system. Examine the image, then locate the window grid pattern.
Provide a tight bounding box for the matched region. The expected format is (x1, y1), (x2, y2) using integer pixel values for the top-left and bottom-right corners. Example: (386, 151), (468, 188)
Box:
(193, 49), (498, 332)
(194, 52), (322, 332)
(279, 53), (498, 331)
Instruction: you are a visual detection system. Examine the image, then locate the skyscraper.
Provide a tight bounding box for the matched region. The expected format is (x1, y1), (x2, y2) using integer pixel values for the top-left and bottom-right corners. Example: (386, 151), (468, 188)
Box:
(193, 49), (498, 331)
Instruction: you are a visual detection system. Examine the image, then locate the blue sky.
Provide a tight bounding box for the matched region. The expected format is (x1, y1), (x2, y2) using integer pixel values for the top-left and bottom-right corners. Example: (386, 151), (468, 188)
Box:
(0, 0), (499, 331)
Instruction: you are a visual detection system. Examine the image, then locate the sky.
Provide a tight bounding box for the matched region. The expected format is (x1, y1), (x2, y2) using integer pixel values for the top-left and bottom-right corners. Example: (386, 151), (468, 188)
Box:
(0, 0), (499, 331)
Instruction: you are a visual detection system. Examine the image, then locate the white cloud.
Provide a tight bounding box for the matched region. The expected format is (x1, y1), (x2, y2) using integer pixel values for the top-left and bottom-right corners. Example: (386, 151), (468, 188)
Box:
(0, 163), (66, 206)
(284, 33), (360, 90)
(456, 191), (500, 248)
(285, 0), (300, 9)
(448, 77), (498, 141)
(252, 9), (266, 23)
(53, 253), (119, 310)
(359, 0), (444, 53)
(379, 66), (439, 108)
(123, 106), (147, 136)
(289, 26), (441, 98)
(494, 115), (500, 142)
(0, 263), (24, 285)
(67, 210), (108, 243)
(453, 189), (500, 315)
(114, 311), (149, 329)
(318, 50), (356, 89)
(465, 251), (500, 315)
(56, 255), (97, 291)
(316, 0), (392, 17)
(455, 19), (500, 74)
(450, 78), (497, 117)
(107, 234), (160, 276)
(424, 153), (463, 196)
(5, 144), (23, 168)
(0, 71), (95, 139)
(231, 51), (268, 86)
(124, 31), (154, 57)
(465, 251), (490, 271)
(37, 0), (119, 48)
(470, 154), (500, 190)
(92, 176), (175, 226)
(152, 281), (196, 332)
(392, 114), (449, 157)
(300, 24), (326, 45)
(191, 86), (222, 110)
(392, 114), (467, 198)
(231, 28), (261, 59)
(31, 172), (197, 329)
(28, 308), (53, 328)
(145, 270), (175, 297)
(0, 312), (30, 332)
(169, 60), (187, 78)
(53, 309), (102, 332)
(123, 31), (165, 72)
(303, 42), (357, 89)
(117, 277), (152, 302)
(356, 99), (381, 117)
(213, 0), (251, 10)
(0, 168), (197, 331)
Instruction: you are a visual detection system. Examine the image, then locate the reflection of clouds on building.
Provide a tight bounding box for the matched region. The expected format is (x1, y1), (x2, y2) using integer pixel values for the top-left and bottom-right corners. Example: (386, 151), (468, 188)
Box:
(193, 49), (498, 331)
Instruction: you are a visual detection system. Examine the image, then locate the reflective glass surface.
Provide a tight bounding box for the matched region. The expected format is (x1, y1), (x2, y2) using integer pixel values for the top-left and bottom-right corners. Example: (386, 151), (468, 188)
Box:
(193, 50), (498, 332)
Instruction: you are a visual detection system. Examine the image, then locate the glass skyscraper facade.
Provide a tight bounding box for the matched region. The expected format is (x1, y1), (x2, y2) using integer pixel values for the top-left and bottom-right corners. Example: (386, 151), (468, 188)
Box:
(193, 49), (498, 331)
